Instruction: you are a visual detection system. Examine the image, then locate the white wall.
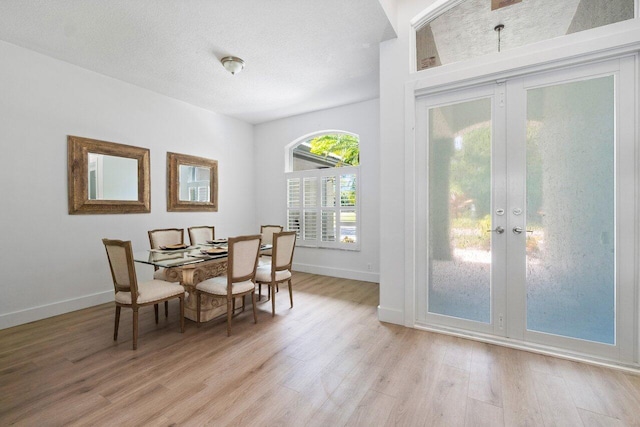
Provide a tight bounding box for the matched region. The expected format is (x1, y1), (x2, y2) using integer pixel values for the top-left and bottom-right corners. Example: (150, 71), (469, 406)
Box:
(378, 0), (640, 325)
(378, 0), (435, 324)
(378, 0), (399, 34)
(253, 100), (380, 282)
(0, 41), (256, 329)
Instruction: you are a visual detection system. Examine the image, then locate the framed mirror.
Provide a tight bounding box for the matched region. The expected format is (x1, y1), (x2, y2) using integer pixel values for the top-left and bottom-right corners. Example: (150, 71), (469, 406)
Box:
(167, 152), (218, 212)
(67, 135), (150, 214)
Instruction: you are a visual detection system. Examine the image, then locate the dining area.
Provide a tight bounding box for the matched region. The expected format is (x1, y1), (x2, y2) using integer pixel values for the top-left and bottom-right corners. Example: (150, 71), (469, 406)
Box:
(62, 135), (301, 349)
(103, 225), (296, 349)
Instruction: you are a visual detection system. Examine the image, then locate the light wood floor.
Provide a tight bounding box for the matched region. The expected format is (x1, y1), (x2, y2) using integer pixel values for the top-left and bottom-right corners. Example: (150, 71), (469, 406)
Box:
(1, 272), (639, 426)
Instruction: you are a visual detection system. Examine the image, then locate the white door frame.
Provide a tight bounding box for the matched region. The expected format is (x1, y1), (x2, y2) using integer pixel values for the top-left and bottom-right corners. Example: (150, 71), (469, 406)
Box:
(504, 57), (636, 361)
(406, 53), (639, 368)
(414, 83), (507, 336)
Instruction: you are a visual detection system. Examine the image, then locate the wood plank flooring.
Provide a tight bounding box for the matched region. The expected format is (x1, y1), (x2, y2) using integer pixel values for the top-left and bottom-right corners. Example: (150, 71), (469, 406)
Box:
(1, 272), (639, 426)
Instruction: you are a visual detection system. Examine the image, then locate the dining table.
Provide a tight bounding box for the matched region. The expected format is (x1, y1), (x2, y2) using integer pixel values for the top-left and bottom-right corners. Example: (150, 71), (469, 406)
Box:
(134, 239), (272, 322)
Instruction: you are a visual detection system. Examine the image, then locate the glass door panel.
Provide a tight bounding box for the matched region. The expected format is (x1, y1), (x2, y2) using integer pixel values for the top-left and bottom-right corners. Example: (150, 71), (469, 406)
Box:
(428, 97), (493, 323)
(525, 76), (615, 344)
(417, 57), (635, 362)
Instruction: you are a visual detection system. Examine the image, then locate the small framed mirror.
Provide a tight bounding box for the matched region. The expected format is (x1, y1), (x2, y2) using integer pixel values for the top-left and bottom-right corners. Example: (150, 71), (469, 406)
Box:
(68, 135), (150, 214)
(167, 152), (218, 212)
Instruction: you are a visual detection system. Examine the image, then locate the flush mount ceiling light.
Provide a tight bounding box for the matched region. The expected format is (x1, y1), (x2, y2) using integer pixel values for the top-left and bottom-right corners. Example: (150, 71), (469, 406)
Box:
(221, 56), (245, 75)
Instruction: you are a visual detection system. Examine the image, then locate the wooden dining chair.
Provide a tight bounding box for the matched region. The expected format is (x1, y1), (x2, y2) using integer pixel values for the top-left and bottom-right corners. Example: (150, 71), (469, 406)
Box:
(147, 228), (184, 316)
(148, 228), (185, 252)
(195, 235), (261, 336)
(259, 225), (283, 258)
(188, 226), (215, 245)
(255, 231), (296, 316)
(102, 238), (185, 350)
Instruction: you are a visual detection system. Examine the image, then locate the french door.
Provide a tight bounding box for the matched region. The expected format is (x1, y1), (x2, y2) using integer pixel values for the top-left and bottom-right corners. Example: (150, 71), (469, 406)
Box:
(415, 57), (637, 362)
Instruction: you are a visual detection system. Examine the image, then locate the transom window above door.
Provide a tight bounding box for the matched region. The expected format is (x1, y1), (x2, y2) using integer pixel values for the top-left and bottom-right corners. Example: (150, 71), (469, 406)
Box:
(414, 0), (635, 71)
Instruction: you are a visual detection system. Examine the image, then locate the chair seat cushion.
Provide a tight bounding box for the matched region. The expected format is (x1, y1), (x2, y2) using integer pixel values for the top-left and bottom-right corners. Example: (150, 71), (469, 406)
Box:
(255, 266), (291, 283)
(196, 276), (255, 296)
(115, 280), (184, 305)
(257, 257), (271, 268)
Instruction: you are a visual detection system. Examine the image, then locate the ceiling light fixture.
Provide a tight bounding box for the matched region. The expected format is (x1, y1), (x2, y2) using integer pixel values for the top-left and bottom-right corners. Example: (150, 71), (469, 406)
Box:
(221, 56), (245, 75)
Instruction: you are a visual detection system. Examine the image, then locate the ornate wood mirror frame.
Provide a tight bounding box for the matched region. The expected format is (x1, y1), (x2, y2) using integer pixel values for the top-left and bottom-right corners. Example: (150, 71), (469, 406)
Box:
(167, 152), (218, 212)
(67, 135), (151, 214)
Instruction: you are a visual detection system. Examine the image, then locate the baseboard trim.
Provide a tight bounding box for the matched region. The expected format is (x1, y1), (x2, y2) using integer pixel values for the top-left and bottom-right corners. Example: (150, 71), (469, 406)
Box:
(0, 290), (113, 330)
(1, 264), (378, 330)
(292, 263), (379, 283)
(377, 305), (405, 325)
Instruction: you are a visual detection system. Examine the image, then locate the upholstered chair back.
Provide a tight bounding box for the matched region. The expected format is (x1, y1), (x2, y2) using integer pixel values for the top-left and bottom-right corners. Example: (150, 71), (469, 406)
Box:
(188, 226), (215, 245)
(274, 231), (296, 269)
(228, 235), (261, 281)
(260, 225), (283, 246)
(148, 228), (184, 249)
(103, 239), (139, 300)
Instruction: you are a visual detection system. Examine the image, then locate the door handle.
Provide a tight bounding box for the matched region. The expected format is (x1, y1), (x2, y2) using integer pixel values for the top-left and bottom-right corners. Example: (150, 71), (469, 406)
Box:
(513, 227), (533, 234)
(486, 226), (505, 234)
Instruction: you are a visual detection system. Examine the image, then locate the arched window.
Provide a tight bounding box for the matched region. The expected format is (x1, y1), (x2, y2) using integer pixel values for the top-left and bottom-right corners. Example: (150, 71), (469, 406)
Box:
(285, 131), (360, 250)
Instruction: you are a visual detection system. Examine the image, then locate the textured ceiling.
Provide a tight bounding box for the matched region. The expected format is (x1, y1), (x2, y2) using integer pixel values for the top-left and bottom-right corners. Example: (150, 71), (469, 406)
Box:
(0, 0), (395, 124)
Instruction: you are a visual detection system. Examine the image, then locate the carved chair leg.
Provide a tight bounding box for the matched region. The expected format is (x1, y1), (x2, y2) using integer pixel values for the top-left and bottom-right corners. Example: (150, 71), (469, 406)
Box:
(242, 295), (246, 312)
(252, 291), (258, 324)
(114, 306), (121, 341)
(288, 279), (293, 308)
(165, 300), (169, 317)
(258, 283), (262, 300)
(271, 284), (276, 317)
(226, 298), (233, 337)
(132, 308), (139, 350)
(154, 304), (159, 324)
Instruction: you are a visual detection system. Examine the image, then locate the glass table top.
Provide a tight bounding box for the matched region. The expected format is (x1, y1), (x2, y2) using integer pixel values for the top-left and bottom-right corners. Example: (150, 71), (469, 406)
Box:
(133, 243), (272, 268)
